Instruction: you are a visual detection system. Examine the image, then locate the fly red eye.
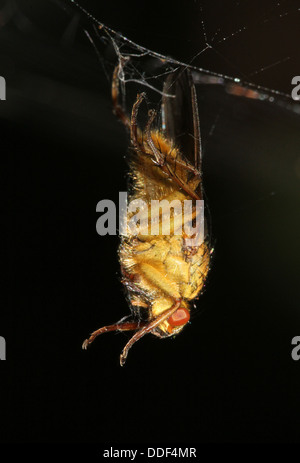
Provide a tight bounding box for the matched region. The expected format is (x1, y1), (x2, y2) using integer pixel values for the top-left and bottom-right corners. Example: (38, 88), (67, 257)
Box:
(168, 307), (190, 327)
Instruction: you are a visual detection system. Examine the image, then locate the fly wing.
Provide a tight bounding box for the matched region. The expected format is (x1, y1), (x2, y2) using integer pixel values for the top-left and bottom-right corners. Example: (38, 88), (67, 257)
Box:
(162, 68), (202, 173)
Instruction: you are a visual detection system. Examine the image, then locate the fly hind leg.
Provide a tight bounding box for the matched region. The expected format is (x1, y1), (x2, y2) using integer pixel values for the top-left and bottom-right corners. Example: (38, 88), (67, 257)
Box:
(145, 109), (201, 200)
(111, 61), (131, 130)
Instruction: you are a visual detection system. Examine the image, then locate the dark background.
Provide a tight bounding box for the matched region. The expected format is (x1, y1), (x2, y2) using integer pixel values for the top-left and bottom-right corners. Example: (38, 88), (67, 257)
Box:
(0, 0), (300, 444)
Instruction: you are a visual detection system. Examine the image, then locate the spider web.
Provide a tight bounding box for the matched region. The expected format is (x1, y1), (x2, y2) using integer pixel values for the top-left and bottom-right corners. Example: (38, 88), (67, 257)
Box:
(58, 0), (300, 115)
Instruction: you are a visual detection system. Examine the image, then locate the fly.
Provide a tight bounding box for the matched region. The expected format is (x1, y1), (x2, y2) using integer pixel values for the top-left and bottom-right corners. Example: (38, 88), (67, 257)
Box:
(82, 65), (212, 365)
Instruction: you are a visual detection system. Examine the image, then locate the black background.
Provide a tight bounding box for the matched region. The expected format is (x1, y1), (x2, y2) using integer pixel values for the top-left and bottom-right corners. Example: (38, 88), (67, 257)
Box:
(1, 0), (300, 444)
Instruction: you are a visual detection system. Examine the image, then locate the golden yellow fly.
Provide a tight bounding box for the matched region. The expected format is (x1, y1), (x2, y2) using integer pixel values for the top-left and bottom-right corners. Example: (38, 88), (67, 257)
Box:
(82, 65), (211, 365)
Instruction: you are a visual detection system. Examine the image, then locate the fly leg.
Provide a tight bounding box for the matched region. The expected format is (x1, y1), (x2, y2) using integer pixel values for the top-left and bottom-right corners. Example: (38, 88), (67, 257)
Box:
(130, 92), (146, 151)
(145, 109), (201, 200)
(119, 299), (181, 366)
(145, 109), (165, 165)
(111, 62), (131, 130)
(112, 82), (146, 151)
(112, 62), (145, 152)
(129, 93), (200, 199)
(82, 319), (146, 350)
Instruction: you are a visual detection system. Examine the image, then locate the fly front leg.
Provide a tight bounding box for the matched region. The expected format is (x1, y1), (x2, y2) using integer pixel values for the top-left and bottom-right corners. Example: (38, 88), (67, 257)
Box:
(82, 319), (146, 350)
(119, 299), (181, 366)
